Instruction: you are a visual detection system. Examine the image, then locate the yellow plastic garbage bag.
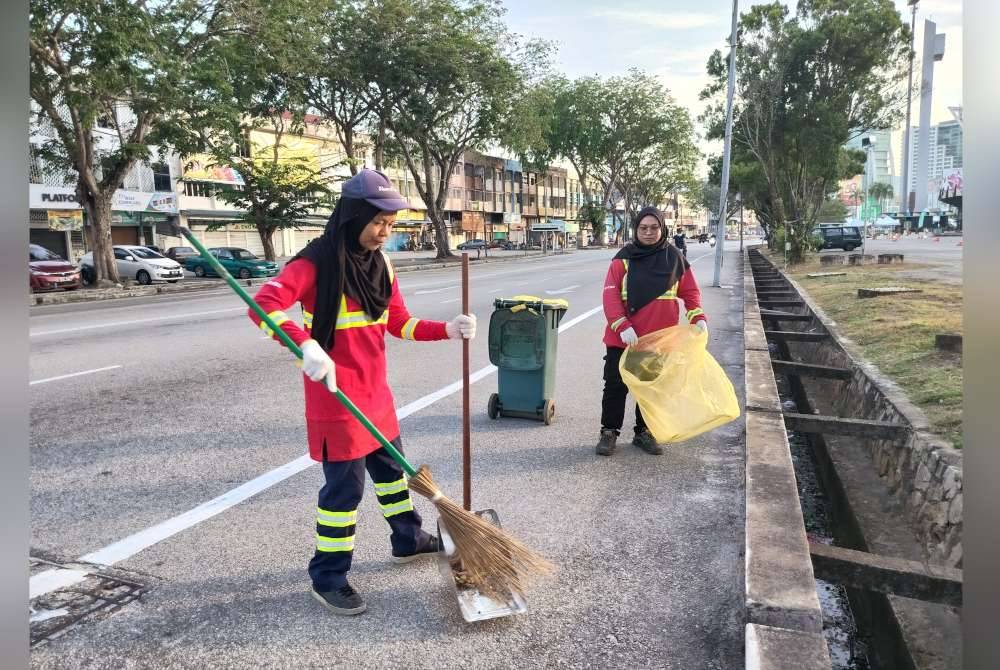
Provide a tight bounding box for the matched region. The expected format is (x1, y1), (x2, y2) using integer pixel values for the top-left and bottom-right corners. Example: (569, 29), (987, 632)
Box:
(618, 324), (740, 443)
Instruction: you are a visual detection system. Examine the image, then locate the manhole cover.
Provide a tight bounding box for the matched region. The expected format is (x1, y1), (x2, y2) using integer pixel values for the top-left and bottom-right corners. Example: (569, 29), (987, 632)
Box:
(30, 555), (159, 648)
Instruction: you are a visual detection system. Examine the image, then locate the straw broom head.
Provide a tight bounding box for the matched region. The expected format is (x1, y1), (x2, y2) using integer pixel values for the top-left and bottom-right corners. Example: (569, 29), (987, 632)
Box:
(408, 465), (554, 600)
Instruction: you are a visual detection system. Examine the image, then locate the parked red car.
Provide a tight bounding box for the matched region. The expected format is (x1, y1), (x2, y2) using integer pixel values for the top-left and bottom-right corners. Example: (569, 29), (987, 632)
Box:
(29, 244), (81, 292)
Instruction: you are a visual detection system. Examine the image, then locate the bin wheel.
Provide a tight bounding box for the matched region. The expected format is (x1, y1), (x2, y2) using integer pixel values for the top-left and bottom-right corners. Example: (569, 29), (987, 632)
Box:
(542, 399), (555, 425)
(488, 393), (500, 420)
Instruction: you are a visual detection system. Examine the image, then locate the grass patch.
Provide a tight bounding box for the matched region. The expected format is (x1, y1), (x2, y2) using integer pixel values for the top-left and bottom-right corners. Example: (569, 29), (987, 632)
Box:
(761, 251), (963, 449)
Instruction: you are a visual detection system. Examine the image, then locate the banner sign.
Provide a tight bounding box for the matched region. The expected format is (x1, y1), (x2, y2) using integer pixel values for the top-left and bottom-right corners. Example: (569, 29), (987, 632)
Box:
(47, 209), (83, 231)
(30, 185), (178, 213)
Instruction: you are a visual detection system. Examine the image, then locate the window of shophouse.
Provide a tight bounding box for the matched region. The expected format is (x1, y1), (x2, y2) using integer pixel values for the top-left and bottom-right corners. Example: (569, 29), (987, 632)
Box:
(152, 163), (172, 191)
(184, 181), (214, 197)
(529, 174), (536, 186)
(528, 195), (536, 207)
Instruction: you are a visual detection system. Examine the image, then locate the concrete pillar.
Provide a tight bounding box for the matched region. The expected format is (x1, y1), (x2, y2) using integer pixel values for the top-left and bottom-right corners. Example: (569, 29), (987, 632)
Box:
(914, 20), (945, 213)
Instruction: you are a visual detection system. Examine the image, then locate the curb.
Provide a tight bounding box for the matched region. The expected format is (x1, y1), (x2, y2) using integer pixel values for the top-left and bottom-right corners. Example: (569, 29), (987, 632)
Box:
(743, 245), (825, 635)
(31, 277), (273, 306)
(30, 252), (573, 307)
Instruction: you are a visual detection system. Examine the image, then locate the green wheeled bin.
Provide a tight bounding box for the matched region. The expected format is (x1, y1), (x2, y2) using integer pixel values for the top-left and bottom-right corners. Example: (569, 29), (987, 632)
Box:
(487, 295), (569, 425)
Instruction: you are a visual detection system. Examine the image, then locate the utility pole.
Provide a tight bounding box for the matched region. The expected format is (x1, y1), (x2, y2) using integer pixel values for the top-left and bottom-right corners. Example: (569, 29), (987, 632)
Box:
(899, 0), (918, 225)
(713, 0), (738, 287)
(737, 192), (744, 252)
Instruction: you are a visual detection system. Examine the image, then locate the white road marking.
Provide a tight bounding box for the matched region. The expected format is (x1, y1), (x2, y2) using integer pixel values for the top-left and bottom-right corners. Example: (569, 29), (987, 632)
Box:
(29, 569), (89, 599)
(31, 307), (246, 337)
(30, 608), (70, 623)
(545, 284), (580, 295)
(413, 287), (452, 295)
(30, 365), (122, 386)
(441, 298), (461, 304)
(29, 302), (606, 600)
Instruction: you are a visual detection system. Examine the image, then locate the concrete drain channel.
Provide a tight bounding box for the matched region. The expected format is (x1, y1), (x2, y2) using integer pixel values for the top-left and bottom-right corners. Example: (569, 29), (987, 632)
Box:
(745, 248), (962, 670)
(29, 555), (157, 648)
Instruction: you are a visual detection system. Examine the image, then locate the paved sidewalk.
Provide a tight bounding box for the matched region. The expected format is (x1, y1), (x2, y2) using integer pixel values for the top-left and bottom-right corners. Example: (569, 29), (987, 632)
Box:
(31, 251), (747, 669)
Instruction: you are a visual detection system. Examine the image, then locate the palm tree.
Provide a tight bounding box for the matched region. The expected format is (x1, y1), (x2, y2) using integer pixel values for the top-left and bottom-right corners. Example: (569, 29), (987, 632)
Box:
(868, 182), (894, 215)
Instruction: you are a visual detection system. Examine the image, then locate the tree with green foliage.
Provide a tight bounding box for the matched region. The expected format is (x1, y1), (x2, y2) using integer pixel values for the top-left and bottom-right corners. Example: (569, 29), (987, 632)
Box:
(297, 0), (378, 176)
(188, 0), (339, 261)
(30, 0), (255, 284)
(701, 0), (909, 263)
(816, 198), (849, 223)
(200, 116), (334, 261)
(868, 181), (894, 215)
(505, 70), (698, 244)
(352, 0), (549, 259)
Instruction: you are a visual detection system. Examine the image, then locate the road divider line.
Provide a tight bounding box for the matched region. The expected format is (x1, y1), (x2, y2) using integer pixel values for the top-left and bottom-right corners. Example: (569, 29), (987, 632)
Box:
(545, 284), (580, 295)
(28, 303), (605, 600)
(31, 307), (246, 337)
(30, 365), (122, 386)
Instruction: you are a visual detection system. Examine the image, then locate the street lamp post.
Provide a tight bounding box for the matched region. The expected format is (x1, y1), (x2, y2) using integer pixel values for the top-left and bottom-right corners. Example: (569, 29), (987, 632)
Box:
(899, 0), (919, 224)
(861, 135), (876, 256)
(713, 0), (739, 287)
(737, 192), (744, 252)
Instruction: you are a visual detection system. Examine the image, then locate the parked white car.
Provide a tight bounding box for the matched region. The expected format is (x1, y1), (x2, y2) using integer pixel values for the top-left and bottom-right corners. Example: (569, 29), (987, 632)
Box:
(79, 245), (185, 285)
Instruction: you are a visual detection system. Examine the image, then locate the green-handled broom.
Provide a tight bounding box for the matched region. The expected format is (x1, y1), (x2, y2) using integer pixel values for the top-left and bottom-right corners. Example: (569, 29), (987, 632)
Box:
(171, 226), (552, 600)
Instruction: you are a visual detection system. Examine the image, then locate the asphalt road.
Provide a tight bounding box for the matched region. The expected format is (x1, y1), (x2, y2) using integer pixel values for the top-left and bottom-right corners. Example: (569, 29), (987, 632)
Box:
(30, 247), (747, 669)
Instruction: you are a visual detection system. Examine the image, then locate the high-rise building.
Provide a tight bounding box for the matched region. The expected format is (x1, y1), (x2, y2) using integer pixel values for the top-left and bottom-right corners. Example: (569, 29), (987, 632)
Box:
(846, 129), (895, 190)
(906, 119), (963, 212)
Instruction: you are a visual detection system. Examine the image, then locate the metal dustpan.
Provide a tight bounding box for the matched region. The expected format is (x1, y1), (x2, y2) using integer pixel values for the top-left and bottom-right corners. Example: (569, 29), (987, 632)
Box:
(436, 510), (529, 622)
(439, 253), (528, 622)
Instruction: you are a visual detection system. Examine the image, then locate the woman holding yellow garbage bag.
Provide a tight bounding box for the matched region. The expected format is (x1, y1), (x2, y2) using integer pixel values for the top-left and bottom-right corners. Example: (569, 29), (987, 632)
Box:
(596, 206), (708, 456)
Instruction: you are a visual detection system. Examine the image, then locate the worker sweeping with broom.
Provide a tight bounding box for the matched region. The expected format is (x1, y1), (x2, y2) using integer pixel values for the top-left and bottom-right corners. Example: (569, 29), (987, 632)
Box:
(247, 169), (477, 615)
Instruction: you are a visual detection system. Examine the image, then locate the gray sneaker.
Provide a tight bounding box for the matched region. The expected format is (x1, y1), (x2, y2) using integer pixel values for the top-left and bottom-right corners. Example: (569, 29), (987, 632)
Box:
(632, 429), (664, 455)
(595, 429), (618, 456)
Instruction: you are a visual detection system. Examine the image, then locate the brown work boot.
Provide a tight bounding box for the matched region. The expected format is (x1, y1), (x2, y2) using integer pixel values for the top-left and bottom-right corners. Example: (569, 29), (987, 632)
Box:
(632, 429), (664, 455)
(595, 429), (618, 456)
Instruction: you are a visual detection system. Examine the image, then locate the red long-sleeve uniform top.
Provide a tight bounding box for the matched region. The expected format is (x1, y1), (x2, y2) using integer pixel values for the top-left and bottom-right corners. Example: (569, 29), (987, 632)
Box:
(248, 256), (448, 462)
(602, 258), (707, 348)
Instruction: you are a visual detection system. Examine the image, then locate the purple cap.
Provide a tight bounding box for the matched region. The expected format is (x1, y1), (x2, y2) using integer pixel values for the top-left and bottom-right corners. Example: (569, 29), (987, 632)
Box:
(341, 169), (410, 211)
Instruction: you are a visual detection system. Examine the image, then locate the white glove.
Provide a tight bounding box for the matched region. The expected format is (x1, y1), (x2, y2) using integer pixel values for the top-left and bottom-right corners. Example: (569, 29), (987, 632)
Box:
(620, 327), (639, 346)
(694, 320), (709, 336)
(446, 313), (477, 340)
(301, 339), (337, 391)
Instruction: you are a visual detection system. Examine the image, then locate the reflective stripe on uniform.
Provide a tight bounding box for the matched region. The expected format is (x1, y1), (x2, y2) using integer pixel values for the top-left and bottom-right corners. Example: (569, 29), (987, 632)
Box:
(686, 307), (705, 321)
(302, 310), (313, 330)
(400, 318), (420, 340)
(620, 261), (677, 302)
(374, 478), (408, 496)
(260, 310), (290, 336)
(379, 499), (414, 518)
(657, 282), (679, 300)
(316, 507), (357, 527)
(315, 533), (355, 552)
(259, 310), (290, 337)
(335, 295), (388, 330)
(610, 317), (627, 332)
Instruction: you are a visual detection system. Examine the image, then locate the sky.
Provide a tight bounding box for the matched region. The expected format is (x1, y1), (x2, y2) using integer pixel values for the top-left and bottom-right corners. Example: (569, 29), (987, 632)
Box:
(501, 0), (964, 176)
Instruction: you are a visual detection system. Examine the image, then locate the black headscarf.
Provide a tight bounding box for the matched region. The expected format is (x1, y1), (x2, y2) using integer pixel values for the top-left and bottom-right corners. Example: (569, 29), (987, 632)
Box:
(614, 206), (689, 314)
(292, 197), (391, 350)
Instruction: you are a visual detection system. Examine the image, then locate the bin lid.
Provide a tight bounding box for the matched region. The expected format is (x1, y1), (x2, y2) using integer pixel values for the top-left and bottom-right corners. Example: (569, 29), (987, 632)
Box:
(494, 294), (569, 311)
